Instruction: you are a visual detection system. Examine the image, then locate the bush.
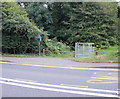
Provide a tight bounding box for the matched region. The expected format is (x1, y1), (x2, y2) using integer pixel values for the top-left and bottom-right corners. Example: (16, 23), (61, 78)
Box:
(45, 38), (70, 52)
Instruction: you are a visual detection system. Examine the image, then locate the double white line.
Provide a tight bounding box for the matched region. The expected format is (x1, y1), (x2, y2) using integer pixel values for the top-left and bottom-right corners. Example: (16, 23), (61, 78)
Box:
(0, 77), (119, 97)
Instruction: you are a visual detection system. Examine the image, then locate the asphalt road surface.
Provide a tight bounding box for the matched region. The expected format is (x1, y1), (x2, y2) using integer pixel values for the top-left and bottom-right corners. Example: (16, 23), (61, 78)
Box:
(0, 57), (119, 97)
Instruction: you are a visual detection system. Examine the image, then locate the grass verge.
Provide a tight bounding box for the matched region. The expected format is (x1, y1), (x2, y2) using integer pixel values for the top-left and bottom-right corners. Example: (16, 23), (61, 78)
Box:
(70, 45), (119, 63)
(2, 45), (119, 63)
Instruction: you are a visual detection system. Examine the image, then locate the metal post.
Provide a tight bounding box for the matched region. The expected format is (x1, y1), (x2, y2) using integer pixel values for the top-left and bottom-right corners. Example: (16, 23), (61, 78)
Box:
(73, 51), (75, 57)
(57, 50), (60, 56)
(75, 43), (77, 57)
(38, 42), (41, 56)
(42, 49), (45, 55)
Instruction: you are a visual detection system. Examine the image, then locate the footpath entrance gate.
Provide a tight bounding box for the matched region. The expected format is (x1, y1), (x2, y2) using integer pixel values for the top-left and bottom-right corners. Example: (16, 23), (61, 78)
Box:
(75, 43), (94, 57)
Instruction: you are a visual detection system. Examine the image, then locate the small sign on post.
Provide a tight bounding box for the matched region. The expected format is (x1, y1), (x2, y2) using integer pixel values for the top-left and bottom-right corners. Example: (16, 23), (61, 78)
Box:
(36, 31), (42, 42)
(36, 31), (42, 56)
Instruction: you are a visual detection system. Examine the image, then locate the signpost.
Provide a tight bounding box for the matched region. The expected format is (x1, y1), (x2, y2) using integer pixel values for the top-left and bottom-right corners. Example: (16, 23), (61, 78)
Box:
(36, 31), (42, 56)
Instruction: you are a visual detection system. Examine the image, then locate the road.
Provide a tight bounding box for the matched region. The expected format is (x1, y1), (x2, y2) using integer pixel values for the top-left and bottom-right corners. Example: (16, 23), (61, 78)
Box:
(0, 57), (119, 97)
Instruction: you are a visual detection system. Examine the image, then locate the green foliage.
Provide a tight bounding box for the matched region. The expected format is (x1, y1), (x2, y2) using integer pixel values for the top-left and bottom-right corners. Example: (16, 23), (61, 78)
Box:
(2, 2), (118, 55)
(71, 45), (119, 63)
(2, 2), (39, 54)
(44, 37), (70, 51)
(27, 2), (118, 49)
(98, 45), (119, 58)
(27, 2), (53, 30)
(2, 2), (70, 54)
(54, 2), (117, 47)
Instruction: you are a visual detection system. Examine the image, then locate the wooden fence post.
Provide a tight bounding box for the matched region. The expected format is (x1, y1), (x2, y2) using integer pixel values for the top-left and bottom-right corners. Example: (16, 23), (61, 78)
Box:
(73, 51), (75, 57)
(96, 51), (99, 55)
(57, 51), (60, 56)
(42, 49), (45, 55)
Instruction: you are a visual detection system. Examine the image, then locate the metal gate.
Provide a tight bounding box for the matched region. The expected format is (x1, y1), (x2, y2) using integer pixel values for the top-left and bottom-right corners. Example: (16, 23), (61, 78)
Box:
(75, 43), (94, 57)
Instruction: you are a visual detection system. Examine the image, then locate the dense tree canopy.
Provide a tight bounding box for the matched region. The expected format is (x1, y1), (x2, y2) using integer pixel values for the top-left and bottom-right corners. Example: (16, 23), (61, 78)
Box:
(2, 2), (39, 54)
(2, 2), (70, 54)
(1, 2), (118, 54)
(27, 2), (118, 49)
(27, 2), (53, 30)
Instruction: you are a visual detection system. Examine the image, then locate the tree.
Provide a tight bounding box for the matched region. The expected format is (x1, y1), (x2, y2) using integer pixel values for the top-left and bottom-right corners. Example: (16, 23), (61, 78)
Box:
(2, 2), (70, 54)
(26, 2), (118, 49)
(49, 2), (118, 48)
(63, 2), (117, 48)
(2, 2), (39, 54)
(27, 2), (53, 31)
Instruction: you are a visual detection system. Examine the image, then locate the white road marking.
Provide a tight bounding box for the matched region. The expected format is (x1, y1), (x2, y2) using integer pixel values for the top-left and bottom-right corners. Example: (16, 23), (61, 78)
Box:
(0, 77), (118, 94)
(0, 80), (118, 97)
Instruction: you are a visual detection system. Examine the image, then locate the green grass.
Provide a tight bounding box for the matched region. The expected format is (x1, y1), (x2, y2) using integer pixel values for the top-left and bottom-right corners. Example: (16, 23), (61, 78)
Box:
(70, 45), (119, 63)
(3, 52), (73, 58)
(2, 45), (119, 63)
(42, 52), (73, 58)
(3, 54), (39, 57)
